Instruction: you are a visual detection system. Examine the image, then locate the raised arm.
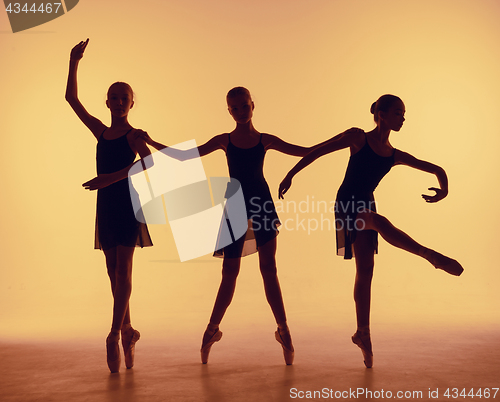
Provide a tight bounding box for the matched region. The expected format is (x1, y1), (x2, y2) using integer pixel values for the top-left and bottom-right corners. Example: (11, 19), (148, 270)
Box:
(278, 128), (362, 198)
(394, 150), (448, 203)
(65, 39), (106, 138)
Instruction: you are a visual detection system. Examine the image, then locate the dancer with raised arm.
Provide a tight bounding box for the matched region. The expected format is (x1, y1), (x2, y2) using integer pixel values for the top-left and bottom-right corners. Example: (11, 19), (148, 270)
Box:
(65, 39), (153, 373)
(279, 94), (463, 368)
(144, 87), (356, 365)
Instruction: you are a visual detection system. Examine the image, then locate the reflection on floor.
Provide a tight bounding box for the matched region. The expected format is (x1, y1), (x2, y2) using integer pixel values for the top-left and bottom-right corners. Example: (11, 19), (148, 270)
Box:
(1, 326), (499, 402)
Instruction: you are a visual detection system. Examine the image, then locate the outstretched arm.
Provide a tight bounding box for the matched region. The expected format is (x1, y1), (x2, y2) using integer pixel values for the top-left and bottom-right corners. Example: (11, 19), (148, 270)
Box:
(65, 39), (106, 138)
(265, 135), (315, 157)
(394, 150), (449, 202)
(82, 130), (153, 190)
(266, 128), (362, 156)
(278, 128), (362, 198)
(141, 133), (226, 160)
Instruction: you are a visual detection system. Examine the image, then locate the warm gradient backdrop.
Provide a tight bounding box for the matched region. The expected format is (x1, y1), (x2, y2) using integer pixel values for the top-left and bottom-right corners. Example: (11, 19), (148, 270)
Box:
(0, 0), (499, 343)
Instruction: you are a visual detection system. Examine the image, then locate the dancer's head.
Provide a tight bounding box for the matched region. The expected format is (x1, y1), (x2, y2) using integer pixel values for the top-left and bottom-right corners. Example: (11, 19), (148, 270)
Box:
(106, 82), (135, 117)
(227, 86), (254, 124)
(371, 94), (405, 131)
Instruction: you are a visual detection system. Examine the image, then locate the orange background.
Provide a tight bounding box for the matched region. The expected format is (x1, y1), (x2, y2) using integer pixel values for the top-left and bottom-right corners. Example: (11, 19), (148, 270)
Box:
(0, 0), (499, 341)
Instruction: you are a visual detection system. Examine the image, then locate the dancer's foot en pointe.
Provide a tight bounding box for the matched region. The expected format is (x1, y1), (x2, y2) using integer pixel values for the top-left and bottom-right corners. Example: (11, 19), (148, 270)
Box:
(420, 248), (464, 276)
(121, 325), (140, 369)
(200, 324), (223, 364)
(275, 325), (294, 365)
(106, 331), (121, 373)
(352, 329), (373, 368)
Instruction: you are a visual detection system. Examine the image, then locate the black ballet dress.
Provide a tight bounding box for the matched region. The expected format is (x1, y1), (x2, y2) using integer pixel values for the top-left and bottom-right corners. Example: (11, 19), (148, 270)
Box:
(214, 133), (280, 258)
(94, 129), (153, 250)
(335, 133), (395, 259)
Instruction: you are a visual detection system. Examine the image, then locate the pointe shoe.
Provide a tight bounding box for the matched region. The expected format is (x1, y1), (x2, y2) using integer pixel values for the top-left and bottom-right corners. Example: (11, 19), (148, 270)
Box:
(200, 329), (223, 364)
(352, 331), (373, 368)
(106, 333), (121, 373)
(427, 250), (464, 276)
(275, 327), (294, 365)
(122, 328), (140, 369)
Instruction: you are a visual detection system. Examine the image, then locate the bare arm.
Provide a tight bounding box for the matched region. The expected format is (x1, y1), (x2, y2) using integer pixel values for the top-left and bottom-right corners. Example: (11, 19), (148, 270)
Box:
(65, 39), (106, 138)
(278, 128), (362, 198)
(142, 133), (226, 160)
(394, 150), (448, 202)
(264, 134), (314, 156)
(265, 128), (364, 156)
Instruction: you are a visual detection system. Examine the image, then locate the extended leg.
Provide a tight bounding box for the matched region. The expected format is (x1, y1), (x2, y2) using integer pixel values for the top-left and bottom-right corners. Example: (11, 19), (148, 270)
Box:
(357, 211), (422, 254)
(358, 211), (463, 276)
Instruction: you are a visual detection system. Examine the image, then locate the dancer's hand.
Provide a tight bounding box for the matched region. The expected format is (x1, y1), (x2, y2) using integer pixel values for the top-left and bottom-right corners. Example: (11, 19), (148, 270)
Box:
(70, 39), (89, 60)
(422, 187), (447, 203)
(278, 174), (293, 199)
(82, 173), (116, 191)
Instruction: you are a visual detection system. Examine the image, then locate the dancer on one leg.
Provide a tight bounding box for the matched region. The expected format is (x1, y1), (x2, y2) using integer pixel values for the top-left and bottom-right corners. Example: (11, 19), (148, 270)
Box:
(279, 94), (463, 368)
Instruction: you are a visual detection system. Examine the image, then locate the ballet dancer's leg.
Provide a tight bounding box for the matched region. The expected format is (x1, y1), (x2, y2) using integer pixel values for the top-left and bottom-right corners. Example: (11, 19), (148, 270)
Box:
(258, 237), (294, 364)
(103, 245), (135, 372)
(110, 245), (135, 332)
(201, 255), (241, 363)
(104, 248), (131, 328)
(103, 247), (120, 372)
(258, 237), (286, 324)
(352, 231), (375, 330)
(351, 230), (376, 368)
(208, 256), (241, 325)
(357, 211), (463, 276)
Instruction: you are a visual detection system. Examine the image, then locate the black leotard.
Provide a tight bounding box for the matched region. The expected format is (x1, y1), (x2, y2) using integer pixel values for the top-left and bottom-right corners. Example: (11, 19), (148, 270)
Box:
(335, 133), (395, 259)
(214, 133), (280, 258)
(95, 129), (153, 250)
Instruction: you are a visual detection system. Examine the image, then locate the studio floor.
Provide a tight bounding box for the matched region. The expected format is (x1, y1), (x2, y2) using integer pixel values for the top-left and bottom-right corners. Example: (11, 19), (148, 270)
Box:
(1, 325), (499, 402)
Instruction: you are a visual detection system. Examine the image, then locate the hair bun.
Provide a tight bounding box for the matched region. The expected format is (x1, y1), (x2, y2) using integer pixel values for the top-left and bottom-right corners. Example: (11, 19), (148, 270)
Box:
(370, 101), (377, 114)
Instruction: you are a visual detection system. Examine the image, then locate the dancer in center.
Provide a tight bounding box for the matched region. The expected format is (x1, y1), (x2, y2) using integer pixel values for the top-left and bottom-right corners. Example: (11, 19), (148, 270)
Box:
(144, 87), (357, 365)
